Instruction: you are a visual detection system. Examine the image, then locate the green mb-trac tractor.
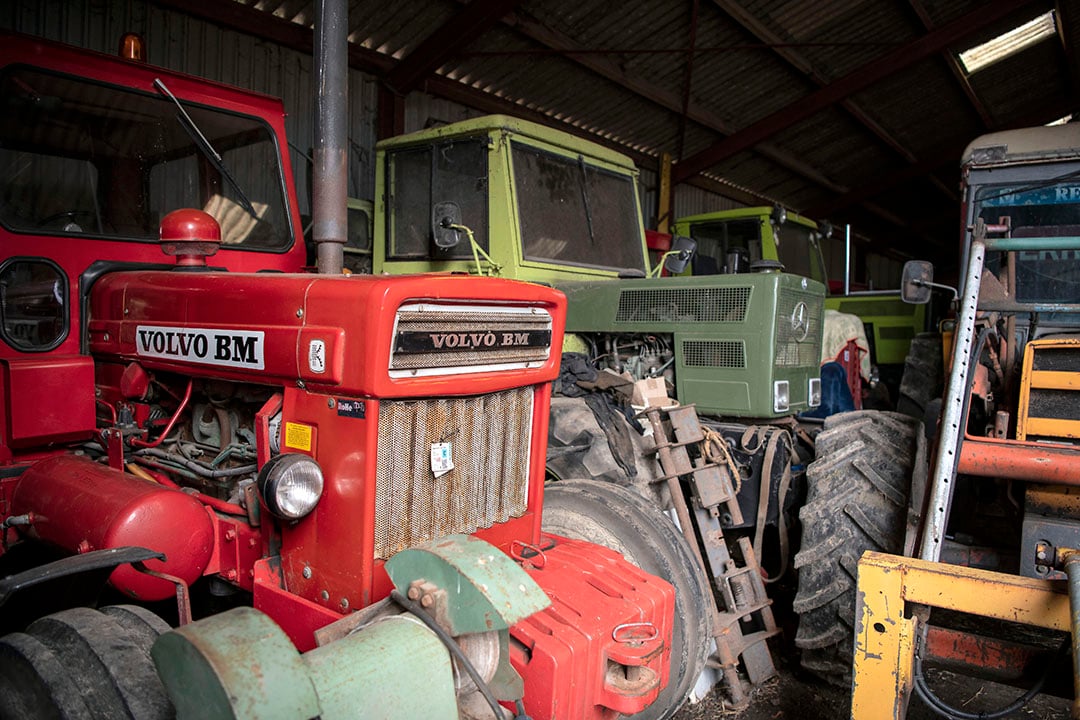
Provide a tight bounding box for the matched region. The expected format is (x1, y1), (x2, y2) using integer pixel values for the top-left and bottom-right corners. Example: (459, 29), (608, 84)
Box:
(371, 115), (922, 709)
(671, 206), (933, 411)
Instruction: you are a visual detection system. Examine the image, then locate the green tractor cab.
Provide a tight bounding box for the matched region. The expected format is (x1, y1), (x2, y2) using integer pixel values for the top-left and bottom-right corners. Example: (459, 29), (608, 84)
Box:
(373, 116), (825, 419)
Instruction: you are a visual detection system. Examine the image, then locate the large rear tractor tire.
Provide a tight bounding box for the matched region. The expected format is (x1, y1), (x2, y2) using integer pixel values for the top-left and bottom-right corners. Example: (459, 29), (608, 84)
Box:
(895, 333), (943, 420)
(0, 606), (173, 720)
(793, 411), (923, 685)
(543, 479), (711, 720)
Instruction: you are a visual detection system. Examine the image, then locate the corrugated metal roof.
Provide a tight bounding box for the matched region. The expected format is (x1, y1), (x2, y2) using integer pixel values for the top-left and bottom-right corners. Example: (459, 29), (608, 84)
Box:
(4, 0), (1073, 267)
(972, 39), (1069, 123)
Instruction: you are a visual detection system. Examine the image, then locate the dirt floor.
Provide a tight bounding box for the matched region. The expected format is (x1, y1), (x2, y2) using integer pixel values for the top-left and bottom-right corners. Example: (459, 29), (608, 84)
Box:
(672, 649), (1072, 720)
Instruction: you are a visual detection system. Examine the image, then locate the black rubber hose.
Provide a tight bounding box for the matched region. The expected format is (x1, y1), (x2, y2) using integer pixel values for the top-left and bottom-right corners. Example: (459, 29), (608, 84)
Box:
(912, 627), (1066, 720)
(389, 589), (532, 720)
(133, 447), (256, 478)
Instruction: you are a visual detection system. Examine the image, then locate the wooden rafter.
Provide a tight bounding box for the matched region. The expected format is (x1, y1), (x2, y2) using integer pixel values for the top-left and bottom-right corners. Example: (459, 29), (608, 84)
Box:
(384, 0), (526, 95)
(675, 0), (701, 161)
(710, 0), (918, 163)
(672, 0), (1041, 184)
(806, 99), (1075, 219)
(906, 0), (994, 129)
(501, 9), (847, 193)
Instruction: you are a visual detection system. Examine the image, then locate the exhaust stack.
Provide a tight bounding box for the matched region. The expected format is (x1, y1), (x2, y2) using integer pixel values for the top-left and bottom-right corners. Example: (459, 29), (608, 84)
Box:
(313, 0), (348, 275)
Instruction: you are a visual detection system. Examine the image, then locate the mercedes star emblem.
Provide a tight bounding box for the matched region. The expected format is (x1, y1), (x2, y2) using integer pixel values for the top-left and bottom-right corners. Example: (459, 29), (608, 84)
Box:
(790, 301), (809, 341)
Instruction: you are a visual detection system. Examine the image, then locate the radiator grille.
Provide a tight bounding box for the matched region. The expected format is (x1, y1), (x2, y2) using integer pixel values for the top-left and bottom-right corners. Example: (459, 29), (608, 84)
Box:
(775, 289), (822, 367)
(1033, 347), (1080, 371)
(615, 287), (751, 324)
(683, 340), (746, 368)
(374, 387), (533, 559)
(1028, 388), (1074, 421)
(391, 305), (551, 372)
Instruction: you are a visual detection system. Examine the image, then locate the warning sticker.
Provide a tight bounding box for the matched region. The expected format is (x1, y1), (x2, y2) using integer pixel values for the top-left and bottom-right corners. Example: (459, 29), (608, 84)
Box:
(430, 442), (454, 478)
(308, 339), (326, 374)
(284, 422), (313, 452)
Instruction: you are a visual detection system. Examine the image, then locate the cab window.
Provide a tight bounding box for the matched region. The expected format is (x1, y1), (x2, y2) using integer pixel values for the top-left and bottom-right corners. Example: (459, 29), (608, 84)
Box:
(0, 259), (67, 351)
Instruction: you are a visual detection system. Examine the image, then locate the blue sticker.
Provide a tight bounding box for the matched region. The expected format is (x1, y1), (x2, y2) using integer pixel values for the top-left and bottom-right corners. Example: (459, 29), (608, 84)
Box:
(982, 184), (1080, 207)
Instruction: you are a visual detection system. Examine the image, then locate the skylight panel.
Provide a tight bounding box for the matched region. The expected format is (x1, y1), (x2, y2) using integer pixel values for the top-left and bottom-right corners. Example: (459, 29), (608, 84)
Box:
(959, 11), (1056, 74)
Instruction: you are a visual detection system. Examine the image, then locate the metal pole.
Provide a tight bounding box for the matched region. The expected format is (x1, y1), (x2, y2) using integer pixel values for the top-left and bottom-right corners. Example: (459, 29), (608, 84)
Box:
(1064, 553), (1080, 719)
(843, 224), (851, 296)
(656, 152), (672, 234)
(918, 240), (986, 562)
(313, 0), (348, 275)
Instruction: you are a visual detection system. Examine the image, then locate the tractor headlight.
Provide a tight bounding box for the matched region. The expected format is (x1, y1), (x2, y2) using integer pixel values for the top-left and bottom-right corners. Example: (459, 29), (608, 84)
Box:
(258, 453), (324, 520)
(773, 380), (790, 414)
(808, 377), (822, 408)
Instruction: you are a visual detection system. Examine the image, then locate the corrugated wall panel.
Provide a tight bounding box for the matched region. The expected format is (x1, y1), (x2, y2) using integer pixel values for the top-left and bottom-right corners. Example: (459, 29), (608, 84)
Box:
(638, 170), (752, 230)
(820, 234), (902, 289)
(1, 0), (380, 213)
(821, 234), (845, 281)
(403, 92), (485, 134)
(674, 187), (744, 219)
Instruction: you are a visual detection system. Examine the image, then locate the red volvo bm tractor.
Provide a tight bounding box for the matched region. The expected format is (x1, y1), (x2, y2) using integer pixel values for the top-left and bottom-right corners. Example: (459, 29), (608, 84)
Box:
(0, 31), (678, 720)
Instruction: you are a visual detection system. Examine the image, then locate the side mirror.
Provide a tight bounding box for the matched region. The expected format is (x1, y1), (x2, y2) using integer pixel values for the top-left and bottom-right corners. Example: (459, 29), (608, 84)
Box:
(663, 235), (696, 275)
(901, 260), (934, 304)
(431, 201), (462, 249)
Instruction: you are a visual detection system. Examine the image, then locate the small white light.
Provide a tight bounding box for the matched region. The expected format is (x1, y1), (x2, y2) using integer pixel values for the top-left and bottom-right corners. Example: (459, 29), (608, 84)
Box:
(808, 377), (822, 408)
(258, 453), (324, 520)
(773, 380), (790, 414)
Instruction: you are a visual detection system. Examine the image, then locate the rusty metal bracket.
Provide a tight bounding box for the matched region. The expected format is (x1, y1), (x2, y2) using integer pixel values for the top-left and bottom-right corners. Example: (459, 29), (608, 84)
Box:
(134, 562), (192, 625)
(640, 404), (778, 707)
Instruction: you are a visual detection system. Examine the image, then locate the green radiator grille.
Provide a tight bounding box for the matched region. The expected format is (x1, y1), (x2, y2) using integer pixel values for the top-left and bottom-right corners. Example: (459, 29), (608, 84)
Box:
(682, 339), (746, 368)
(615, 287), (751, 323)
(775, 289), (822, 367)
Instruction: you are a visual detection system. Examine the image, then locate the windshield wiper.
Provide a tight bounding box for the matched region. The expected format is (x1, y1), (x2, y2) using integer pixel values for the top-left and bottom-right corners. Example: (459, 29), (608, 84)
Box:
(577, 156), (596, 245)
(153, 78), (257, 219)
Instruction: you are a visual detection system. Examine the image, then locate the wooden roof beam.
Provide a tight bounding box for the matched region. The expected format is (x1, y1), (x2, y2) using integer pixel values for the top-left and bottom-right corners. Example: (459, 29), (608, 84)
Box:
(906, 0), (994, 129)
(384, 0), (526, 95)
(672, 0), (1041, 184)
(502, 9), (847, 193)
(806, 99), (1075, 218)
(710, 0), (918, 164)
(675, 0), (701, 161)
